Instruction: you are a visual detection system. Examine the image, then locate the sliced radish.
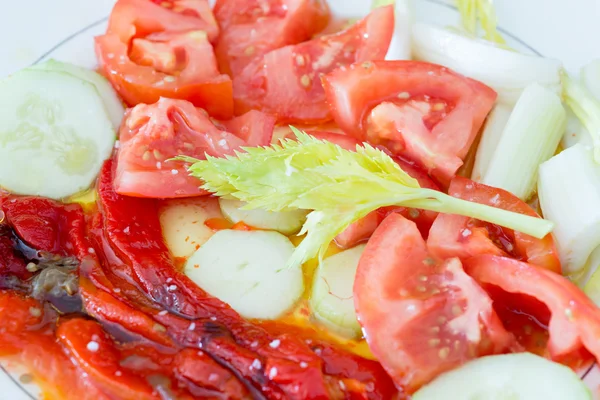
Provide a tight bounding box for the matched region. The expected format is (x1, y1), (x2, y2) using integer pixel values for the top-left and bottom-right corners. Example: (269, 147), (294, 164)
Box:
(159, 197), (223, 259)
(310, 245), (365, 339)
(185, 230), (303, 320)
(219, 198), (307, 235)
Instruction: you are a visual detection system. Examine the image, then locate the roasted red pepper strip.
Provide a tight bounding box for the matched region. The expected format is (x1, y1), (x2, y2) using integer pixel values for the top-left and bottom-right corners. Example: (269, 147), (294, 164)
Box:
(0, 291), (111, 400)
(95, 159), (395, 399)
(3, 197), (88, 259)
(57, 318), (158, 400)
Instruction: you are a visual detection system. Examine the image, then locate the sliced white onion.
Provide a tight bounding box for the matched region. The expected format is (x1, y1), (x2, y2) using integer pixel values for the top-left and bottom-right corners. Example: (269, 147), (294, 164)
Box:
(385, 0), (413, 61)
(411, 23), (562, 105)
(538, 144), (600, 278)
(471, 104), (512, 182)
(478, 83), (566, 200)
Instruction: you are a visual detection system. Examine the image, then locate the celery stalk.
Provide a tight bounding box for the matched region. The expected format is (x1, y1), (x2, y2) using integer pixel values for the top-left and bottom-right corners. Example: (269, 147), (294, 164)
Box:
(582, 59), (600, 101)
(479, 83), (566, 200)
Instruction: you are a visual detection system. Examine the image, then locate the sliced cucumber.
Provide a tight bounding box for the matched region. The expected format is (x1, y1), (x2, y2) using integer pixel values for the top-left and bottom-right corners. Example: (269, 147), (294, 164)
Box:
(31, 59), (124, 130)
(412, 353), (591, 400)
(159, 197), (223, 259)
(310, 245), (365, 339)
(0, 70), (115, 199)
(219, 198), (307, 235)
(184, 230), (303, 320)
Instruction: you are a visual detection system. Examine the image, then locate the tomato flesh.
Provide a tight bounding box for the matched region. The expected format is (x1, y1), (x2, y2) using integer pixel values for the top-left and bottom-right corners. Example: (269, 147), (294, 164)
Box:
(465, 255), (600, 366)
(214, 0), (330, 76)
(428, 177), (561, 273)
(114, 98), (273, 198)
(354, 213), (514, 393)
(108, 0), (219, 43)
(233, 5), (394, 123)
(323, 61), (497, 184)
(96, 31), (233, 119)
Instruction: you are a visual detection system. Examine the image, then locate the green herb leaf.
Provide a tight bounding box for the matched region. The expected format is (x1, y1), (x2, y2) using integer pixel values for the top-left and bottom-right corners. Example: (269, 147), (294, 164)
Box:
(180, 128), (553, 269)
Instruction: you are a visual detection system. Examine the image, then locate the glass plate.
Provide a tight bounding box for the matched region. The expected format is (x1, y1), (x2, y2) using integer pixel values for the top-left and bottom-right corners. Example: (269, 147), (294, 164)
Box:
(1, 0), (599, 398)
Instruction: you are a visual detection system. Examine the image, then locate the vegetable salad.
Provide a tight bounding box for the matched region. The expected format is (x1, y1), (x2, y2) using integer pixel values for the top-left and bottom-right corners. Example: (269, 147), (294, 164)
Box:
(0, 0), (599, 399)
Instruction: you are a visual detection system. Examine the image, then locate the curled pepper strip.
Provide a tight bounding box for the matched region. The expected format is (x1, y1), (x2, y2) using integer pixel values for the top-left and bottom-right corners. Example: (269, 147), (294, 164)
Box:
(94, 159), (396, 399)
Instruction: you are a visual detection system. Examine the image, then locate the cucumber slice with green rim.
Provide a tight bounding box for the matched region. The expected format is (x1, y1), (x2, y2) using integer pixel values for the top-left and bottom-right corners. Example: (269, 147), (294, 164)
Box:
(412, 353), (591, 400)
(0, 69), (116, 199)
(184, 229), (303, 320)
(310, 245), (365, 339)
(31, 59), (124, 130)
(219, 198), (308, 234)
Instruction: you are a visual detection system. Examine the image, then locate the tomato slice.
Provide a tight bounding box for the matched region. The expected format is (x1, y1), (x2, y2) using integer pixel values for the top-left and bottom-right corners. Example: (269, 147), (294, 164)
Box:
(108, 0), (219, 43)
(465, 255), (600, 365)
(233, 5), (394, 123)
(214, 0), (330, 76)
(114, 98), (273, 198)
(336, 159), (440, 248)
(96, 30), (233, 119)
(354, 213), (514, 392)
(428, 177), (561, 273)
(322, 61), (497, 183)
(217, 109), (276, 147)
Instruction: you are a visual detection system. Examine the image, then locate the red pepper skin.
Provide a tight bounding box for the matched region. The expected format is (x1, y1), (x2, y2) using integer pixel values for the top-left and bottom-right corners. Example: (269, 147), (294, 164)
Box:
(95, 159), (396, 399)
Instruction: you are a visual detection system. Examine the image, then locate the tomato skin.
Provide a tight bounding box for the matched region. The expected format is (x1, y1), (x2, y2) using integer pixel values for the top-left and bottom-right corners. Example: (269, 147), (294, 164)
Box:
(114, 98), (274, 198)
(96, 33), (233, 119)
(464, 255), (600, 363)
(214, 0), (330, 76)
(233, 6), (394, 123)
(108, 0), (219, 43)
(354, 213), (514, 393)
(428, 177), (561, 273)
(322, 61), (497, 183)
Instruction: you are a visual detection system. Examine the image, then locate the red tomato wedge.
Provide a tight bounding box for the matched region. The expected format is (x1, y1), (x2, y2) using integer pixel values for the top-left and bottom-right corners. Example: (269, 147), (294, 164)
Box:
(465, 255), (600, 364)
(428, 177), (561, 273)
(214, 0), (330, 76)
(233, 5), (394, 123)
(336, 159), (440, 248)
(96, 31), (233, 119)
(217, 110), (276, 147)
(107, 0), (219, 43)
(114, 98), (274, 198)
(354, 213), (514, 393)
(322, 61), (497, 183)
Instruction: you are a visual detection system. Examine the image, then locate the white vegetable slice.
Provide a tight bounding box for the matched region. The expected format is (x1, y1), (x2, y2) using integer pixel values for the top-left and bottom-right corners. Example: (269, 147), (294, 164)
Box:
(0, 70), (115, 199)
(219, 198), (307, 235)
(412, 353), (591, 400)
(478, 83), (566, 200)
(538, 144), (600, 277)
(185, 230), (303, 320)
(471, 104), (512, 182)
(159, 197), (223, 259)
(411, 23), (562, 105)
(31, 59), (124, 130)
(384, 0), (413, 61)
(310, 245), (365, 339)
